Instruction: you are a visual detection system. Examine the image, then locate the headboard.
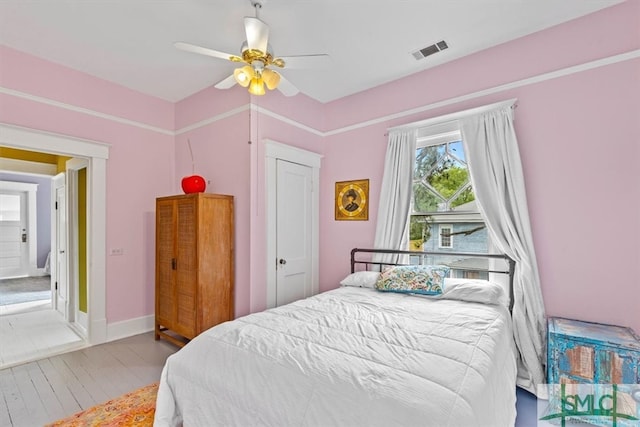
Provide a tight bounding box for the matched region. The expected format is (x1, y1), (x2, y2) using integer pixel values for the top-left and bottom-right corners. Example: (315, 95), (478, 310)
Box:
(350, 248), (516, 312)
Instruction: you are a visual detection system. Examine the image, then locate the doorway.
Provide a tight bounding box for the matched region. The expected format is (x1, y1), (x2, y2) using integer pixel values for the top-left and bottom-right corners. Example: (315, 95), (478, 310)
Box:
(265, 140), (321, 309)
(0, 181), (38, 279)
(0, 123), (109, 360)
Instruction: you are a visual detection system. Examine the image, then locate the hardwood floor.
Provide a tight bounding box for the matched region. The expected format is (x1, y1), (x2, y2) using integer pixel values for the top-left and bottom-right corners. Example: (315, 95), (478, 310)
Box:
(0, 332), (178, 426)
(0, 306), (85, 369)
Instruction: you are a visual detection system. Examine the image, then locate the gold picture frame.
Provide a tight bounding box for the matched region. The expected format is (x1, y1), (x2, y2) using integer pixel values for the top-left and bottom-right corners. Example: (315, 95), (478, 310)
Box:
(335, 179), (369, 221)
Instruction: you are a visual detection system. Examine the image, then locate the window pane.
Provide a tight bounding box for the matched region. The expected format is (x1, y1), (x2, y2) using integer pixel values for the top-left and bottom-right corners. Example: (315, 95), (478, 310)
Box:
(448, 141), (465, 162)
(427, 157), (468, 200)
(0, 194), (20, 221)
(451, 185), (475, 208)
(410, 134), (488, 276)
(414, 145), (446, 179)
(412, 183), (440, 212)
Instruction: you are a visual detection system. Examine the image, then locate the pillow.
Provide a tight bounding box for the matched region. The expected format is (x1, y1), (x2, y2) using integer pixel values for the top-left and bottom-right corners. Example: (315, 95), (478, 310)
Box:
(375, 265), (449, 295)
(440, 278), (508, 307)
(340, 271), (380, 288)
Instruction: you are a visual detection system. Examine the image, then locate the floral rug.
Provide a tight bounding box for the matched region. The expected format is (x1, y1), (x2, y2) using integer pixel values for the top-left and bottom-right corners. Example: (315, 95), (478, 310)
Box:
(46, 382), (158, 426)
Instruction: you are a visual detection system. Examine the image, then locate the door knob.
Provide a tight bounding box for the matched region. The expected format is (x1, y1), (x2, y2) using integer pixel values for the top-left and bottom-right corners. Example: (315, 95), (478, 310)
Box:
(279, 258), (287, 265)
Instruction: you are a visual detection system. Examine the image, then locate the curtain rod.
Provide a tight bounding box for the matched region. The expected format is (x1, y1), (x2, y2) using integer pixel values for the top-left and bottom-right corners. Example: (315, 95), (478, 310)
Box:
(386, 98), (517, 133)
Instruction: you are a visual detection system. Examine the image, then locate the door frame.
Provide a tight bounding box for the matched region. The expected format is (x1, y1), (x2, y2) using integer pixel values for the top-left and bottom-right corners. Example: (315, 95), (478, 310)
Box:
(0, 123), (109, 345)
(265, 140), (321, 309)
(51, 173), (68, 319)
(0, 181), (38, 277)
(66, 158), (89, 334)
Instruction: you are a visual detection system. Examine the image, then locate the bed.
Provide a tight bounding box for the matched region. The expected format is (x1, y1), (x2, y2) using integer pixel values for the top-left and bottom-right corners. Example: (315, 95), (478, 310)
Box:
(154, 249), (518, 426)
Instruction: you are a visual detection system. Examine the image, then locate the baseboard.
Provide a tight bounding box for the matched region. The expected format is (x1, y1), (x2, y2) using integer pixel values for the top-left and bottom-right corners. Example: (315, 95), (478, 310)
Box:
(106, 314), (155, 342)
(30, 268), (48, 277)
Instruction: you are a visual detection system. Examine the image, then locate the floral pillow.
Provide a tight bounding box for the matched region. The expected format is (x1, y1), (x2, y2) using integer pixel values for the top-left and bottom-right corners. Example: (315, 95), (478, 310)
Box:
(375, 265), (449, 295)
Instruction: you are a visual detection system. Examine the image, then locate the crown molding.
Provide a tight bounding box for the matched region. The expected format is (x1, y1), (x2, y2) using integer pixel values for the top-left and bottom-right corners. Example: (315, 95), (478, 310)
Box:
(2, 49), (637, 139)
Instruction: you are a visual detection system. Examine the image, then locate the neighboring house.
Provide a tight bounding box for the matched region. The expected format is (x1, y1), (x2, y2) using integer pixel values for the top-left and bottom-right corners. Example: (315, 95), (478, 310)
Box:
(413, 200), (491, 279)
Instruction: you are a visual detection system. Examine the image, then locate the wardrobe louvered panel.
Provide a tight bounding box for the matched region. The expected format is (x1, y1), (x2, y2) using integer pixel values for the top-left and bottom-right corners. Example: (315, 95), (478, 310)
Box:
(155, 193), (235, 347)
(155, 201), (175, 326)
(175, 200), (197, 338)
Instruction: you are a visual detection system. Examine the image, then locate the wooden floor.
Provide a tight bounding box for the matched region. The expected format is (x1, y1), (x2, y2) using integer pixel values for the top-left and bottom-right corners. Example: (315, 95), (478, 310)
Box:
(0, 304), (85, 369)
(0, 332), (178, 426)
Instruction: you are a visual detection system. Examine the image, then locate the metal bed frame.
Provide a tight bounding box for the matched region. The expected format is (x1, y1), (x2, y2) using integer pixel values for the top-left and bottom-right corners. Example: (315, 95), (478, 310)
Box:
(350, 248), (516, 312)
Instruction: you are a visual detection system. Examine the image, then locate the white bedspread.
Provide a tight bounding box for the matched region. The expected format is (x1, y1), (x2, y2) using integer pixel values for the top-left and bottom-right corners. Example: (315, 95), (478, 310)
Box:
(155, 287), (517, 427)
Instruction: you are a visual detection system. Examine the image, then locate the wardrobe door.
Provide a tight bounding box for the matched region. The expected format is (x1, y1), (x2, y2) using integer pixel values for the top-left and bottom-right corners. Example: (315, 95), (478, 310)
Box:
(174, 197), (198, 338)
(155, 199), (175, 336)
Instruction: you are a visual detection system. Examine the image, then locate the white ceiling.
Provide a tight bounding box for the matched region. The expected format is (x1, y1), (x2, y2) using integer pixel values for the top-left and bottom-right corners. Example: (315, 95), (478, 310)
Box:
(0, 0), (624, 104)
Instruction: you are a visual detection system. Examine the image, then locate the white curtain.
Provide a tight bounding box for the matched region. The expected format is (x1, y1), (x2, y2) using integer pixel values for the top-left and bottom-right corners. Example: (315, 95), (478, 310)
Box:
(372, 129), (417, 265)
(460, 105), (546, 395)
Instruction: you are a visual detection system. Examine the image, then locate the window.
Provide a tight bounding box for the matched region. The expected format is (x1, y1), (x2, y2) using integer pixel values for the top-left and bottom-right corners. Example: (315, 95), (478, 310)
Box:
(439, 225), (452, 248)
(0, 194), (20, 221)
(409, 124), (489, 276)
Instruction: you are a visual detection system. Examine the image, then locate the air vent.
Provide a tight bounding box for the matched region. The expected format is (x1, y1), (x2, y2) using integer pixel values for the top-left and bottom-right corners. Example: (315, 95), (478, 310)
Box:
(411, 40), (448, 60)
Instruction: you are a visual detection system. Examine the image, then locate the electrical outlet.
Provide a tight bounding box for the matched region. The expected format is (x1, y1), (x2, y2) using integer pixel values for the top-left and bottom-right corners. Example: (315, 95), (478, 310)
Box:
(110, 248), (123, 256)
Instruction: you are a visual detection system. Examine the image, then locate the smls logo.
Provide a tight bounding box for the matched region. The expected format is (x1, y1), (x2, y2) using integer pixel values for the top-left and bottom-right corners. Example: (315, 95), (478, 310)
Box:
(539, 384), (640, 426)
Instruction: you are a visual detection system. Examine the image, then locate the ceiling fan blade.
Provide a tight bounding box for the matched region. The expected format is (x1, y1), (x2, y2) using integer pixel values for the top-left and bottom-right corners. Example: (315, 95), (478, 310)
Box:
(244, 17), (269, 52)
(278, 54), (331, 69)
(276, 74), (299, 97)
(174, 42), (236, 61)
(214, 74), (237, 90)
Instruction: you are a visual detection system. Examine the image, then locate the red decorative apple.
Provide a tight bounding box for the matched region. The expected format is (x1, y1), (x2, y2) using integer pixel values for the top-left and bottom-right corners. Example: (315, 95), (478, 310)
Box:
(181, 175), (206, 194)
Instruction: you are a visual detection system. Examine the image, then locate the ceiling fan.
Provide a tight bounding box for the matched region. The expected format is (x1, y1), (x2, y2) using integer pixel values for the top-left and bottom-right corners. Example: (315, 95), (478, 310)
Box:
(175, 0), (330, 96)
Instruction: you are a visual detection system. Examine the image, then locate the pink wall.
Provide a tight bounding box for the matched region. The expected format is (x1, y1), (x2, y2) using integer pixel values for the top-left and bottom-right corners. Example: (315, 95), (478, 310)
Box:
(173, 88), (326, 316)
(248, 104), (325, 313)
(1, 0), (637, 337)
(0, 45), (175, 324)
(320, 0), (640, 333)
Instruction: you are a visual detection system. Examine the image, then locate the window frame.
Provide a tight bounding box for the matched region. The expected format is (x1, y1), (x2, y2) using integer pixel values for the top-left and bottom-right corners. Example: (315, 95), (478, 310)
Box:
(438, 224), (453, 248)
(409, 123), (487, 254)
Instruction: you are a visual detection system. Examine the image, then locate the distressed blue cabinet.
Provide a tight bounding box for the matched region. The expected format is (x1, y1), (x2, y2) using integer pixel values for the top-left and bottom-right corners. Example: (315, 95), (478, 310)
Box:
(548, 317), (640, 385)
(547, 317), (640, 426)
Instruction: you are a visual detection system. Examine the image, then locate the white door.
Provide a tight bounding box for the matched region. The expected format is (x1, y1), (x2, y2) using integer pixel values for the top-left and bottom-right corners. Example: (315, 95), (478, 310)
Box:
(53, 174), (68, 318)
(0, 191), (29, 278)
(66, 158), (89, 333)
(275, 159), (313, 306)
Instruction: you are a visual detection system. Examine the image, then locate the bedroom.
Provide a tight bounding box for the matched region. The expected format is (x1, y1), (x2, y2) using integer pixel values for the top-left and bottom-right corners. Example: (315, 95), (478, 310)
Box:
(0, 0), (638, 425)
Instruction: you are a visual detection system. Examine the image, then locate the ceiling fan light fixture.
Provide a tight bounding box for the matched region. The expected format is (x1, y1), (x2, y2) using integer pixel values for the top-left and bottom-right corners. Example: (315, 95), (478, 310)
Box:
(262, 68), (280, 90)
(248, 77), (266, 95)
(233, 65), (255, 87)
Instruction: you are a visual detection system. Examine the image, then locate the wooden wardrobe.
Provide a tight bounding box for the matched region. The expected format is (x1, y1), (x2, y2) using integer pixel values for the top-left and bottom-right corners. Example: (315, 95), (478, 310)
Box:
(155, 193), (234, 347)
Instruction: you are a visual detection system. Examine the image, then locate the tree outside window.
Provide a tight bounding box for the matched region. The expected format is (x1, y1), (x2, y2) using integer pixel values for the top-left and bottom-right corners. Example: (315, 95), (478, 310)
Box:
(410, 139), (486, 257)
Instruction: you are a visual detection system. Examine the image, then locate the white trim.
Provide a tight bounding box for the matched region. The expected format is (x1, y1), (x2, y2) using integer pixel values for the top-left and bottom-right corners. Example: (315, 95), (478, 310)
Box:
(388, 99), (517, 133)
(0, 87), (174, 136)
(0, 123), (108, 346)
(1, 49), (637, 140)
(265, 140), (322, 309)
(175, 104), (251, 135)
(0, 158), (57, 176)
(106, 314), (155, 342)
(252, 104), (325, 137)
(265, 140), (323, 168)
(66, 157), (90, 335)
(438, 224), (453, 249)
(0, 180), (38, 192)
(0, 123), (110, 159)
(325, 49), (640, 136)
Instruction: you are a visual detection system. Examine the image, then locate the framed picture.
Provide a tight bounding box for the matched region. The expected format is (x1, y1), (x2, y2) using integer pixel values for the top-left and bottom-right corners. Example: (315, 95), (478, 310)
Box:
(335, 179), (369, 221)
